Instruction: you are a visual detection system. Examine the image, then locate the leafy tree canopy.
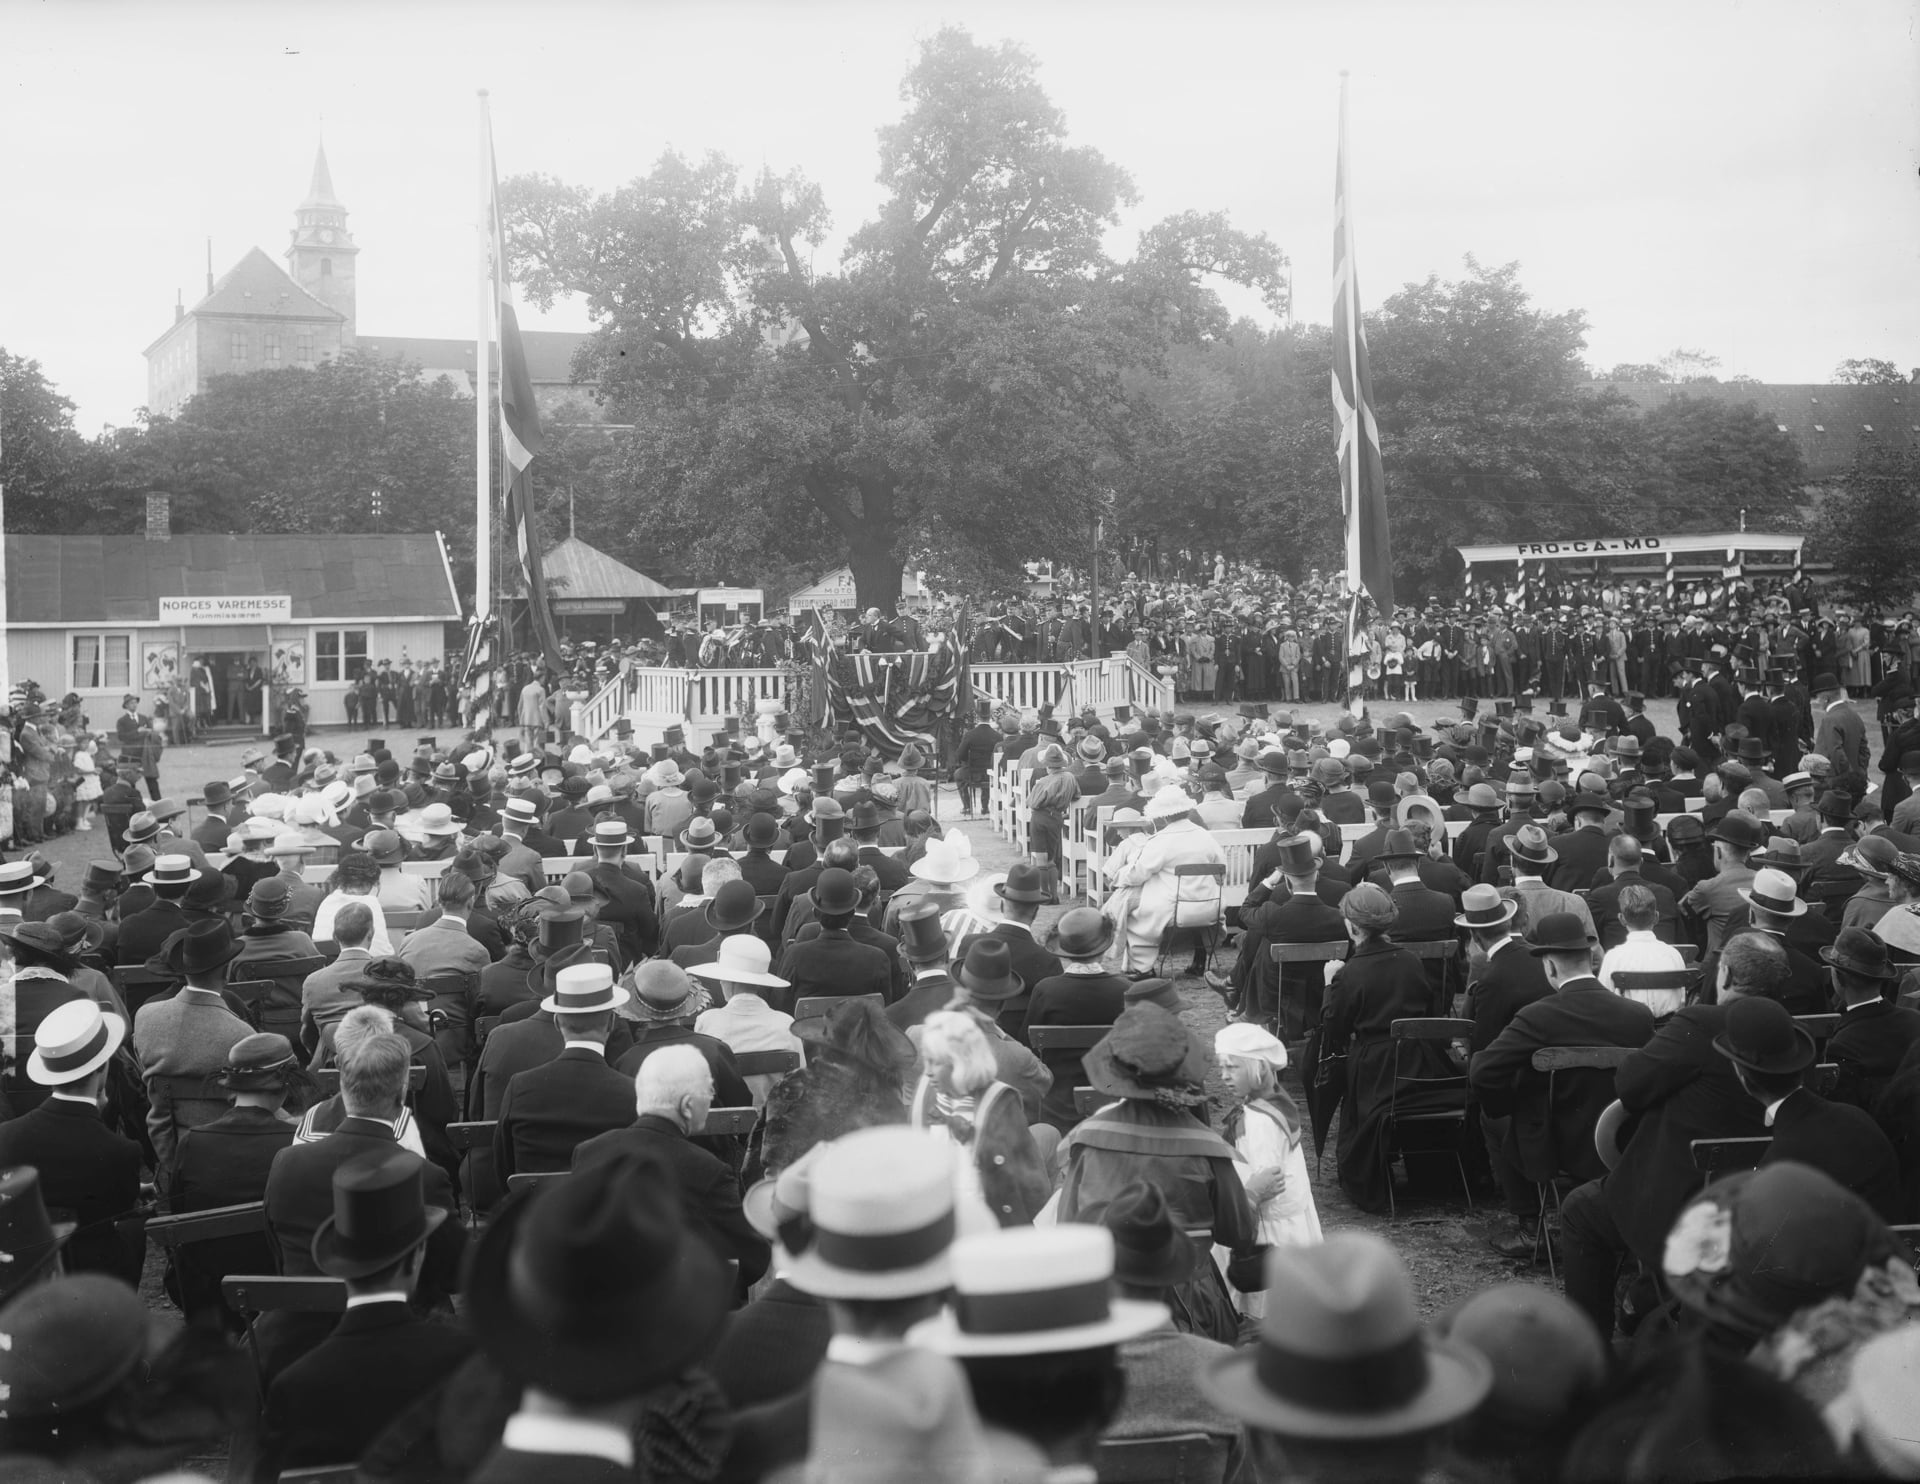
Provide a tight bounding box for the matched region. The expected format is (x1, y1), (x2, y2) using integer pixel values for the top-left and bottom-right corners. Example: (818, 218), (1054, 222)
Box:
(502, 26), (1287, 609)
(1833, 356), (1909, 385)
(1810, 443), (1920, 611)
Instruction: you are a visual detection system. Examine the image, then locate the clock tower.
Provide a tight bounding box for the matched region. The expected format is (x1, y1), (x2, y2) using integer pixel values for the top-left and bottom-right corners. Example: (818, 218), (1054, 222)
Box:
(285, 142), (358, 339)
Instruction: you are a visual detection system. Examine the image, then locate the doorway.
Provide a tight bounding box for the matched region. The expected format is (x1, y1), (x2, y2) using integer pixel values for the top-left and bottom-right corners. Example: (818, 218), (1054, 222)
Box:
(195, 651), (267, 725)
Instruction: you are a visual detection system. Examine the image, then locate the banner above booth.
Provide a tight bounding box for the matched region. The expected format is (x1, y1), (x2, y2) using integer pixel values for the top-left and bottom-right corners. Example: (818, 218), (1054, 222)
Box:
(158, 595), (293, 623)
(1456, 532), (1804, 567)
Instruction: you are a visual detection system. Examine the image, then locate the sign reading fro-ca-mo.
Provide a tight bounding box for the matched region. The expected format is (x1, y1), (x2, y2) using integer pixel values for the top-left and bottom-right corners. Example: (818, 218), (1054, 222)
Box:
(1476, 538), (1666, 562)
(158, 595), (293, 623)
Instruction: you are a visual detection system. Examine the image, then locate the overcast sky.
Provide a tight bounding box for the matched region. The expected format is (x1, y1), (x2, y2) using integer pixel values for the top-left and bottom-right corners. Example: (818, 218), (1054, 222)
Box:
(5, 0), (1916, 432)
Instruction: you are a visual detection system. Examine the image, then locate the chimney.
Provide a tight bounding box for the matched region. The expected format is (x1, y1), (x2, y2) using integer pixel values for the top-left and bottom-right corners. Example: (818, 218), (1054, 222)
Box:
(206, 238), (214, 295)
(145, 494), (172, 542)
(174, 289), (183, 324)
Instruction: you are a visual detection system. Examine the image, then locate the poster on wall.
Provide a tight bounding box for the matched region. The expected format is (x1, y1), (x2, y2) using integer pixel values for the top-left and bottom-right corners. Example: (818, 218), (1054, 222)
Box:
(271, 639), (307, 688)
(142, 641), (180, 692)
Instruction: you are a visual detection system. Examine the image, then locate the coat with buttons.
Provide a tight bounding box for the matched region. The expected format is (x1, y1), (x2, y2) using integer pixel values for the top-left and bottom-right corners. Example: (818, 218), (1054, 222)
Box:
(910, 1075), (1050, 1226)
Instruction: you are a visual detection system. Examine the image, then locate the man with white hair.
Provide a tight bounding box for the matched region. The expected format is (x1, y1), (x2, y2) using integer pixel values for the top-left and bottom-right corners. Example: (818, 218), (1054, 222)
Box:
(573, 1043), (769, 1286)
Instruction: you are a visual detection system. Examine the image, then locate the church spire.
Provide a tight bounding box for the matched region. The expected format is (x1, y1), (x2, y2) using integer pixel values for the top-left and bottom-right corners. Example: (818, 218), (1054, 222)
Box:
(301, 140), (341, 209)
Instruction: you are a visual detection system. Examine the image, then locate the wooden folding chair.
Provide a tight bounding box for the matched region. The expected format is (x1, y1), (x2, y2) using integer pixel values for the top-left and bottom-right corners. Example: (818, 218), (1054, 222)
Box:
(111, 965), (178, 1016)
(732, 1050), (802, 1080)
(277, 1466), (361, 1484)
(792, 993), (885, 1021)
(1795, 1013), (1840, 1058)
(703, 1106), (759, 1138)
(1094, 1432), (1230, 1484)
(1270, 940), (1348, 1035)
(222, 1274), (347, 1315)
(1383, 1018), (1475, 1220)
(144, 1200), (266, 1254)
(1529, 1045), (1636, 1276)
(227, 955), (327, 1043)
(1029, 1024), (1112, 1122)
(1690, 1136), (1771, 1178)
(1396, 938), (1461, 1012)
(506, 1171), (569, 1195)
(445, 1120), (495, 1153)
(1155, 863), (1227, 977)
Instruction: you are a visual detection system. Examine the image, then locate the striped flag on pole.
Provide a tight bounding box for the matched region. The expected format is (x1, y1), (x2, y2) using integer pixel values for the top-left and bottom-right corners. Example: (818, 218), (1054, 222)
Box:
(459, 612), (495, 724)
(484, 107), (565, 676)
(1332, 74), (1393, 649)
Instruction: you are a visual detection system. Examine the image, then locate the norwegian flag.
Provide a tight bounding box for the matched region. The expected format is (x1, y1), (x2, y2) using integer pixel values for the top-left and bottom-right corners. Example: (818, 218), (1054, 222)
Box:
(1332, 76), (1393, 628)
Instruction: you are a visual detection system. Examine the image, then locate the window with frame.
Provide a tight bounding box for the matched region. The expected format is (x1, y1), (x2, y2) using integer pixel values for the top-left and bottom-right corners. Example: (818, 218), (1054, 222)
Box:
(314, 628), (369, 683)
(264, 332), (281, 364)
(297, 332), (314, 364)
(72, 633), (132, 691)
(230, 330), (248, 363)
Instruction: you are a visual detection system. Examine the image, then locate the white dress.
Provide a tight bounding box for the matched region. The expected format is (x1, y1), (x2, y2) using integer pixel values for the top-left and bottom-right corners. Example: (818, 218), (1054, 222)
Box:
(1216, 1097), (1322, 1320)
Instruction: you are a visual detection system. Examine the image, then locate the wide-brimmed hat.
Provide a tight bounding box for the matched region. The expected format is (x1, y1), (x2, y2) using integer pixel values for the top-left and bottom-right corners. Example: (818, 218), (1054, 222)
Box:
(1748, 836), (1805, 872)
(1820, 926), (1901, 983)
(1201, 1231), (1492, 1439)
(794, 996), (916, 1075)
(1044, 907), (1116, 962)
(706, 879), (765, 934)
(1738, 867), (1807, 918)
(416, 803), (463, 837)
(216, 1032), (302, 1091)
(46, 911), (106, 959)
(1376, 828), (1420, 862)
(953, 939), (1024, 1002)
(1713, 993), (1815, 1075)
(994, 860), (1052, 904)
(1433, 1284), (1609, 1434)
(1508, 823), (1557, 867)
(468, 1147), (731, 1402)
(784, 1127), (961, 1301)
(1662, 1162), (1902, 1343)
(679, 817), (722, 852)
(179, 918), (244, 975)
(0, 859), (48, 896)
(910, 1225), (1167, 1357)
(26, 998), (127, 1086)
(0, 920), (74, 971)
(312, 1147), (448, 1279)
(1451, 886), (1512, 933)
(150, 797), (187, 823)
(1083, 1003), (1204, 1104)
(687, 934), (789, 990)
(540, 962), (630, 1016)
(909, 834), (978, 884)
(362, 829), (408, 867)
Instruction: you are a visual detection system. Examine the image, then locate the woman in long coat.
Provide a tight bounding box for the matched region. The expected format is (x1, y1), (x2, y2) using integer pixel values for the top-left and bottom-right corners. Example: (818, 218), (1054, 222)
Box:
(1319, 883), (1460, 1214)
(1104, 786), (1228, 973)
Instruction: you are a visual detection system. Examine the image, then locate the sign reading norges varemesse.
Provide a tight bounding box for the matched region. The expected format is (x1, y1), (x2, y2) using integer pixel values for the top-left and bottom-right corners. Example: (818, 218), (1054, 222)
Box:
(158, 595), (293, 623)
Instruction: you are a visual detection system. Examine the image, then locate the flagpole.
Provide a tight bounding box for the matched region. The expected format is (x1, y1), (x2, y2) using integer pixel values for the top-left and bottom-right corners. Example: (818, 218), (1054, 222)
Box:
(1338, 71), (1363, 712)
(475, 90), (493, 629)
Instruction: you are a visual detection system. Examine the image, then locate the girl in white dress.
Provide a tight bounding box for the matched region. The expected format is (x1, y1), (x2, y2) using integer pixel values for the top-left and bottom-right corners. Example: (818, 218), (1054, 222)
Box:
(1212, 1022), (1323, 1319)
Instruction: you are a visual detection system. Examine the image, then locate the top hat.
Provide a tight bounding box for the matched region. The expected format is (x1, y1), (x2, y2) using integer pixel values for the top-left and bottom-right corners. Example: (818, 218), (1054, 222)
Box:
(1043, 906), (1117, 962)
(1525, 912), (1590, 957)
(1811, 672), (1842, 694)
(1200, 1231), (1491, 1440)
(895, 899), (951, 963)
(312, 1147), (449, 1279)
(810, 762), (838, 796)
(468, 1147), (731, 1402)
(539, 961), (629, 1016)
(910, 1225), (1167, 1358)
(782, 1126), (961, 1301)
(994, 860), (1053, 904)
(1271, 835), (1317, 879)
(1713, 994), (1815, 1076)
(537, 907), (587, 954)
(953, 939), (1024, 1002)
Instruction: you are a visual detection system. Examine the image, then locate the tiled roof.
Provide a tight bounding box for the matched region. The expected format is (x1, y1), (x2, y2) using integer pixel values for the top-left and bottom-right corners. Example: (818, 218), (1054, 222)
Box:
(191, 248), (342, 323)
(5, 534), (459, 625)
(1591, 380), (1920, 479)
(500, 535), (676, 600)
(357, 330), (589, 385)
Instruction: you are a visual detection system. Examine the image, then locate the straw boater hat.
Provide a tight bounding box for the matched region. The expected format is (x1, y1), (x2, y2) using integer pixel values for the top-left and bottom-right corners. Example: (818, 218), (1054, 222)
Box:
(1201, 1231), (1492, 1440)
(539, 962), (630, 1017)
(27, 998), (126, 1086)
(782, 1126), (961, 1301)
(910, 1225), (1167, 1357)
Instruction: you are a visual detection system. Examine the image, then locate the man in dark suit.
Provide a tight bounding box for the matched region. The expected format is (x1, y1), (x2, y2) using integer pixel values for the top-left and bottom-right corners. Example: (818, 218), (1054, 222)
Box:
(494, 966), (638, 1183)
(1238, 753), (1293, 829)
(1813, 673), (1869, 778)
(1365, 830), (1461, 1007)
(1471, 912), (1656, 1257)
(1556, 933), (1787, 1337)
(1458, 887), (1550, 1055)
(1546, 792), (1613, 894)
(1823, 928), (1920, 1110)
(953, 861), (1063, 1043)
(1585, 836), (1682, 949)
(256, 1148), (475, 1479)
(1720, 992), (1905, 1221)
(885, 902), (959, 1030)
(772, 825), (851, 940)
(1023, 909), (1130, 1130)
(735, 812), (791, 897)
(114, 855), (193, 966)
(1234, 835), (1347, 1040)
(0, 999), (144, 1285)
(777, 868), (893, 1008)
(574, 1042), (769, 1288)
(611, 964), (754, 1113)
(790, 868), (905, 1003)
(845, 802), (910, 892)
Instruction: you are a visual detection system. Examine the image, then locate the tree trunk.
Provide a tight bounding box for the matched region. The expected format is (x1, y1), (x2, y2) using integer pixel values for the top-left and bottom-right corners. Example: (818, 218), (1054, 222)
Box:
(848, 524), (901, 613)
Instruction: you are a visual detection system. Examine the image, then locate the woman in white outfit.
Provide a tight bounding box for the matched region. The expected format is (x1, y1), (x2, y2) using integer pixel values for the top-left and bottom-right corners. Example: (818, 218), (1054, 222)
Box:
(1212, 1021), (1322, 1320)
(1103, 784), (1228, 973)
